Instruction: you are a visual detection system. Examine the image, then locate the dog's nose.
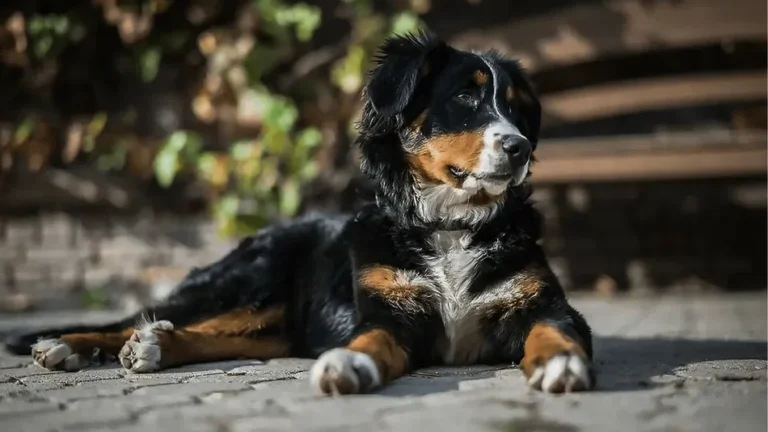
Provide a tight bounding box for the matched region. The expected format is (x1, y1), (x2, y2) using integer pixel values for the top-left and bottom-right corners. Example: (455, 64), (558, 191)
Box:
(501, 135), (532, 166)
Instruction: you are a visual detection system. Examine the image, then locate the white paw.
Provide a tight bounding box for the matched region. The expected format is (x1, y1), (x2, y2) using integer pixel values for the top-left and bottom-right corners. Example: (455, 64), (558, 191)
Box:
(32, 339), (89, 371)
(527, 353), (594, 393)
(310, 348), (381, 395)
(118, 320), (173, 373)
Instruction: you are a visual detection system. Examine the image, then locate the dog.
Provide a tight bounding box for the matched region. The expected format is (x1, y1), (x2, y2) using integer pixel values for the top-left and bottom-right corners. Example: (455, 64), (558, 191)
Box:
(4, 32), (594, 394)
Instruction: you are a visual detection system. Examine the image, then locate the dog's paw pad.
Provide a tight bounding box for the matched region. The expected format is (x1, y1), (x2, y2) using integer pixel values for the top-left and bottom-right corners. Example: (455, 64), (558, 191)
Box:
(309, 348), (381, 395)
(527, 352), (593, 393)
(118, 320), (172, 373)
(32, 339), (89, 371)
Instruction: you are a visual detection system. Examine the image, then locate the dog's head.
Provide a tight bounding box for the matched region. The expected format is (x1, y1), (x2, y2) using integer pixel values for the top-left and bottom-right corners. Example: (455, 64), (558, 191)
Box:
(357, 32), (541, 227)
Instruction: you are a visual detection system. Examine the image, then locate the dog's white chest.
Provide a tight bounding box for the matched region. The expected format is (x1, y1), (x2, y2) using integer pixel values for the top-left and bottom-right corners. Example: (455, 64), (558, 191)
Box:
(426, 231), (489, 365)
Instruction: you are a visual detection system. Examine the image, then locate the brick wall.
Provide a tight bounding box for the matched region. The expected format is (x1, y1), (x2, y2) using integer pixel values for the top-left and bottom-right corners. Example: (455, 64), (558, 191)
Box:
(0, 213), (236, 313)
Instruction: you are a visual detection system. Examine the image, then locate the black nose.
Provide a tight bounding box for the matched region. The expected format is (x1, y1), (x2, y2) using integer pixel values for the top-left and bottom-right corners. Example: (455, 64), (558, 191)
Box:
(501, 135), (532, 166)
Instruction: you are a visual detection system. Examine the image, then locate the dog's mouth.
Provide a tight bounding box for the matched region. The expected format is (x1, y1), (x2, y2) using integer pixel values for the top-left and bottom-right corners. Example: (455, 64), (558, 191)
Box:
(442, 164), (528, 199)
(476, 172), (514, 182)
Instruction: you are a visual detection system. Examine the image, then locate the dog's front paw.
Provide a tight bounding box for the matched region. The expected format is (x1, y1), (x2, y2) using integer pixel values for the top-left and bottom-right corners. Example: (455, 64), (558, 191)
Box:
(310, 348), (381, 395)
(118, 320), (173, 373)
(31, 339), (89, 371)
(525, 350), (594, 393)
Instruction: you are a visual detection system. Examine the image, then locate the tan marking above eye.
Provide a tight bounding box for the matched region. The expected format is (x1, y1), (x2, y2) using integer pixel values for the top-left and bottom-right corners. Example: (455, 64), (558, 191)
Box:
(472, 70), (488, 86)
(506, 85), (515, 101)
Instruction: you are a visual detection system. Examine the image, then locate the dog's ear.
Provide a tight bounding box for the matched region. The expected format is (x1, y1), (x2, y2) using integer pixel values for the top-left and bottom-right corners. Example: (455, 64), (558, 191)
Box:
(496, 58), (541, 146)
(366, 31), (447, 118)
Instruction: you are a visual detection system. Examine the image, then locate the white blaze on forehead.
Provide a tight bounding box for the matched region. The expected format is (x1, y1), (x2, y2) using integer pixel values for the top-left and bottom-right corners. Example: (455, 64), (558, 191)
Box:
(477, 56), (526, 151)
(476, 55), (529, 183)
(478, 55), (511, 124)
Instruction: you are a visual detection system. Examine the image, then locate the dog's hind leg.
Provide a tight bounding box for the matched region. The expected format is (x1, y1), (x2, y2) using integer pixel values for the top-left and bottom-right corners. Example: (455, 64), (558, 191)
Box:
(118, 305), (292, 373)
(30, 328), (137, 371)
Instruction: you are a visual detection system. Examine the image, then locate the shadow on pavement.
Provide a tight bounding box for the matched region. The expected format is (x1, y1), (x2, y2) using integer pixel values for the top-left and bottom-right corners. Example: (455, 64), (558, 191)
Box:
(376, 336), (767, 396)
(592, 336), (767, 391)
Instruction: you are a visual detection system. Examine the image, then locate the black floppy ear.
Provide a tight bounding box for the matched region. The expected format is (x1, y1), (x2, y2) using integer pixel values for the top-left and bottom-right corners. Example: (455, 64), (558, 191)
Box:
(497, 58), (541, 146)
(366, 31), (446, 117)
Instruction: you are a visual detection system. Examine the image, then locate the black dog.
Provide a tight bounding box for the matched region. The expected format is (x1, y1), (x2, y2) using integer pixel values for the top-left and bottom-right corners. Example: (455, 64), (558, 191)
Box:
(5, 32), (594, 394)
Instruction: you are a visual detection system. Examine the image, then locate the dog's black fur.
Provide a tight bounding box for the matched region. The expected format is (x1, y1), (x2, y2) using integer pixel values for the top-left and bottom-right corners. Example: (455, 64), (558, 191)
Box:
(5, 32), (593, 394)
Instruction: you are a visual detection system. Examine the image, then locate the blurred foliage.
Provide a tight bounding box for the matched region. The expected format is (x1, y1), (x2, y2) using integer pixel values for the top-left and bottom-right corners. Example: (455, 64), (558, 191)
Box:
(0, 0), (427, 237)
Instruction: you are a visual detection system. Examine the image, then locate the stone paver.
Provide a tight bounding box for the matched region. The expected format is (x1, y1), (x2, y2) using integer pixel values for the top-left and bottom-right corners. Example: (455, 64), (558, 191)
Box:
(0, 293), (765, 432)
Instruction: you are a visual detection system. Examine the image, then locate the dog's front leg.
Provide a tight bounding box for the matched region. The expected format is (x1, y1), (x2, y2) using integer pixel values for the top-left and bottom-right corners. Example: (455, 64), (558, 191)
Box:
(520, 312), (595, 393)
(310, 264), (436, 395)
(310, 327), (410, 395)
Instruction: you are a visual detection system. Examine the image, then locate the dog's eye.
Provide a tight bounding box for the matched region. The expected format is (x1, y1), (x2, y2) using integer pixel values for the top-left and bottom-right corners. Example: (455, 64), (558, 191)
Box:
(455, 91), (477, 108)
(447, 165), (468, 180)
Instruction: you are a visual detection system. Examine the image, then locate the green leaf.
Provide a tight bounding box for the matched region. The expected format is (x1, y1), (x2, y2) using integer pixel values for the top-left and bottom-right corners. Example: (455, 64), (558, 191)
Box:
(87, 112), (108, 136)
(217, 194), (240, 220)
(279, 180), (301, 216)
(280, 4), (322, 42)
(331, 45), (366, 93)
(214, 194), (242, 237)
(243, 46), (283, 81)
(263, 97), (298, 132)
(296, 127), (322, 150)
(140, 47), (162, 82)
(196, 152), (218, 176)
(96, 145), (126, 171)
(298, 160), (319, 180)
(166, 130), (201, 153)
(14, 117), (36, 143)
(33, 35), (54, 58)
(390, 12), (423, 36)
(343, 0), (373, 14)
(230, 141), (255, 161)
(153, 147), (179, 187)
(52, 16), (70, 34)
(262, 129), (290, 155)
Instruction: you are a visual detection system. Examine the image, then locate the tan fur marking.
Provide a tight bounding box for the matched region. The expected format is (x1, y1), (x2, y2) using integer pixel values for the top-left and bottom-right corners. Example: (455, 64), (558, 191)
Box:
(514, 271), (545, 299)
(506, 85), (515, 102)
(358, 265), (427, 306)
(347, 329), (408, 384)
(55, 305), (290, 369)
(153, 332), (291, 368)
(473, 70), (489, 86)
(141, 305), (292, 367)
(60, 328), (135, 357)
(184, 305), (285, 336)
(408, 132), (485, 186)
(482, 268), (548, 318)
(520, 323), (587, 380)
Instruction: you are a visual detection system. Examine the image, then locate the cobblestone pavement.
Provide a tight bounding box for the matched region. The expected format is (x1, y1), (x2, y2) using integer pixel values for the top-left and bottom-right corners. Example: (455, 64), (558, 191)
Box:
(0, 293), (765, 432)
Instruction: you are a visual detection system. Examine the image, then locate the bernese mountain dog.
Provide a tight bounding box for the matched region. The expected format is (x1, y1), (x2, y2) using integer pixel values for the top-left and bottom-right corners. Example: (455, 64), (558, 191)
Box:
(5, 32), (595, 394)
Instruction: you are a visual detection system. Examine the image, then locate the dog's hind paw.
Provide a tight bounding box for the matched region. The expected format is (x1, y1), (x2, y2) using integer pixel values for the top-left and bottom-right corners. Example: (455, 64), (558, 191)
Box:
(310, 348), (381, 395)
(119, 320), (173, 373)
(32, 339), (89, 372)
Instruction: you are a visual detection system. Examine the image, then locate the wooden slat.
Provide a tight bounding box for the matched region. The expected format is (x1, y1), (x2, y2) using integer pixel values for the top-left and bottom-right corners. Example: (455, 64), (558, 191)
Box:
(537, 130), (767, 157)
(531, 132), (767, 183)
(541, 71), (766, 122)
(450, 0), (767, 71)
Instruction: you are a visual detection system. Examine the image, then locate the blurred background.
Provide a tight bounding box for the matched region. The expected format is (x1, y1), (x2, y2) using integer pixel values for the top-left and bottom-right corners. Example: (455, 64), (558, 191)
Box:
(0, 0), (765, 314)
